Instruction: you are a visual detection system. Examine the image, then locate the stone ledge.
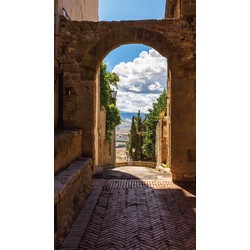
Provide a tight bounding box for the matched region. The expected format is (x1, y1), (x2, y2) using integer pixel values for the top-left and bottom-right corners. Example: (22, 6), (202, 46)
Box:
(54, 158), (92, 204)
(115, 161), (156, 168)
(54, 129), (83, 174)
(54, 157), (93, 248)
(156, 165), (171, 174)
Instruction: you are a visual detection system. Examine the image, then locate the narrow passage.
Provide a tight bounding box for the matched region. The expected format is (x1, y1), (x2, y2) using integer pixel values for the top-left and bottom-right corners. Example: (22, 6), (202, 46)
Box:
(59, 167), (196, 250)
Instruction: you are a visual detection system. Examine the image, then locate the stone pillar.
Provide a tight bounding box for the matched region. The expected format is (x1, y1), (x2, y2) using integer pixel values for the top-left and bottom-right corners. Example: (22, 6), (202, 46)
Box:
(156, 118), (167, 167)
(93, 70), (100, 169)
(170, 75), (196, 181)
(166, 67), (172, 170)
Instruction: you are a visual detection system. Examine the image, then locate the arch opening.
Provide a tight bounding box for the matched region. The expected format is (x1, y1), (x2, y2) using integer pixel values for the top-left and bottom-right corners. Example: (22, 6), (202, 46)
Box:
(71, 23), (181, 81)
(94, 44), (171, 172)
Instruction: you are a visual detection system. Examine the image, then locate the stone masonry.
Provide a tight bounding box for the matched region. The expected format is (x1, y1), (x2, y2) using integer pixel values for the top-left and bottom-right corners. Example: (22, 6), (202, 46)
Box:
(58, 13), (196, 181)
(97, 107), (116, 169)
(54, 158), (93, 248)
(155, 117), (167, 167)
(54, 129), (83, 174)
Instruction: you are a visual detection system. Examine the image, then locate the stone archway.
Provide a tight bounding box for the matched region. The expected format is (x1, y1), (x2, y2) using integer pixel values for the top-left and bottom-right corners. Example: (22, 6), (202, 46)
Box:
(58, 18), (195, 181)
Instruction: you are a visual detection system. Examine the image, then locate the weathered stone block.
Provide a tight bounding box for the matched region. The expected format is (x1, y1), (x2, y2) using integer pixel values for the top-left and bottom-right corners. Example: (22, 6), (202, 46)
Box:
(172, 172), (196, 182)
(63, 63), (80, 74)
(182, 1), (196, 17)
(54, 129), (83, 174)
(54, 158), (93, 248)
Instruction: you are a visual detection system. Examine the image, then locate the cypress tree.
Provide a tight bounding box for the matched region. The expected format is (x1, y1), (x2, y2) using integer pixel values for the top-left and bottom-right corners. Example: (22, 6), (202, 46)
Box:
(137, 110), (143, 160)
(127, 111), (144, 161)
(129, 116), (140, 160)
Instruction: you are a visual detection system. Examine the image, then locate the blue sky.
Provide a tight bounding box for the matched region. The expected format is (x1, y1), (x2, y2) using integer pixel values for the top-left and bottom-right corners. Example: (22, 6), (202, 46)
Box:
(99, 0), (166, 72)
(103, 44), (151, 72)
(99, 0), (167, 113)
(99, 0), (166, 22)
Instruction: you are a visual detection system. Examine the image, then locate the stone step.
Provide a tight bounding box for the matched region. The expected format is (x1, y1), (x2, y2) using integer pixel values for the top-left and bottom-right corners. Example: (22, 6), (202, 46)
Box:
(54, 157), (93, 248)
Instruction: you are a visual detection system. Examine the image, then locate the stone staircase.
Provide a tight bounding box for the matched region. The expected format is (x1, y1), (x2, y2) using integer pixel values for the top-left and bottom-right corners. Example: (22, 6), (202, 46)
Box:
(54, 157), (93, 248)
(54, 129), (94, 248)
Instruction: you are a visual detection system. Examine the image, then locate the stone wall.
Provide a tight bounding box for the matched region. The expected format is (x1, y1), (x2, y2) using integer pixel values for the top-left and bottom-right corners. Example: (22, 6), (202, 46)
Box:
(155, 118), (167, 167)
(170, 76), (196, 181)
(54, 0), (99, 129)
(93, 69), (100, 169)
(165, 0), (196, 19)
(181, 0), (196, 18)
(55, 0), (98, 21)
(165, 0), (181, 19)
(97, 107), (116, 169)
(54, 129), (83, 174)
(54, 61), (59, 128)
(54, 158), (92, 248)
(62, 75), (96, 157)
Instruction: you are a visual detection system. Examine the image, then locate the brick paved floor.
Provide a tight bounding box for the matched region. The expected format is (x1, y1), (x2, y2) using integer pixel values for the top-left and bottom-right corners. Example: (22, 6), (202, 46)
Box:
(59, 167), (196, 250)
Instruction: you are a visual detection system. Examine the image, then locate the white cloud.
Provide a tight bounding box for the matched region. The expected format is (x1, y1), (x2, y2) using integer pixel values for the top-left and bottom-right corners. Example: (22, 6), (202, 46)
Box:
(148, 81), (162, 91)
(113, 49), (167, 94)
(116, 91), (160, 113)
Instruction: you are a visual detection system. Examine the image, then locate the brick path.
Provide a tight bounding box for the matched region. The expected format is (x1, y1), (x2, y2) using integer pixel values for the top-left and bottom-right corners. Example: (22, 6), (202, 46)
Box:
(59, 169), (196, 250)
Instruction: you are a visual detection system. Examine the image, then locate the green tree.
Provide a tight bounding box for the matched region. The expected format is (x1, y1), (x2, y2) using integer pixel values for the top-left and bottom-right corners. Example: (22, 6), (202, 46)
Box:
(100, 62), (122, 141)
(128, 116), (140, 160)
(100, 62), (119, 108)
(126, 110), (144, 161)
(106, 103), (122, 141)
(137, 110), (143, 160)
(142, 90), (167, 161)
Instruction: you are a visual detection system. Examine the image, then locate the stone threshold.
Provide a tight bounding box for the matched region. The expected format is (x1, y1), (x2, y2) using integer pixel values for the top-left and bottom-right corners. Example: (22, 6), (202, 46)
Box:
(115, 161), (156, 168)
(156, 165), (171, 174)
(54, 157), (92, 204)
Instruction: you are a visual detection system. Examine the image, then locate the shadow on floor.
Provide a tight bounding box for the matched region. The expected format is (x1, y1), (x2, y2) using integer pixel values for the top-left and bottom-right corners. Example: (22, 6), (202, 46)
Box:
(93, 169), (139, 180)
(93, 166), (172, 180)
(58, 166), (196, 249)
(174, 181), (196, 196)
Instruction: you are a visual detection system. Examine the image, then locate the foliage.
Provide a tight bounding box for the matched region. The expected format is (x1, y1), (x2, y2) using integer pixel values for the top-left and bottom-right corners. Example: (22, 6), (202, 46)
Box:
(126, 90), (167, 161)
(106, 104), (122, 142)
(142, 90), (167, 161)
(162, 163), (169, 168)
(100, 62), (119, 108)
(100, 62), (122, 142)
